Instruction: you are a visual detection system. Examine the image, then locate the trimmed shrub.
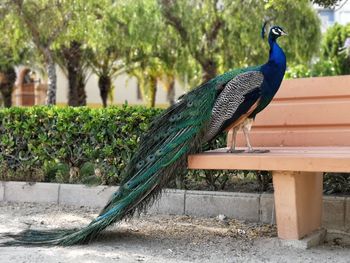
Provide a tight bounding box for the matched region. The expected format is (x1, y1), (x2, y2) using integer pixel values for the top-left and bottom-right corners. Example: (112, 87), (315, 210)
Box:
(0, 105), (258, 191)
(0, 105), (162, 184)
(1, 105), (347, 195)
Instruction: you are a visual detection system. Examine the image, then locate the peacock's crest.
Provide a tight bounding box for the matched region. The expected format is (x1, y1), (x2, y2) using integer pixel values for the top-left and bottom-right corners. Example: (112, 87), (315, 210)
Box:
(261, 21), (268, 39)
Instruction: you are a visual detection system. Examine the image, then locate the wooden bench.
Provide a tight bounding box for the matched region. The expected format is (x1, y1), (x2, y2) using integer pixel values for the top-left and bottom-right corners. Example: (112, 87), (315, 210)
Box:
(188, 75), (350, 243)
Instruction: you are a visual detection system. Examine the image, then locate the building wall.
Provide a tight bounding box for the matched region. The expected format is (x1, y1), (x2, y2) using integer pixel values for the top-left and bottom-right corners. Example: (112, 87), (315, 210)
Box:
(56, 67), (186, 107)
(316, 0), (350, 32)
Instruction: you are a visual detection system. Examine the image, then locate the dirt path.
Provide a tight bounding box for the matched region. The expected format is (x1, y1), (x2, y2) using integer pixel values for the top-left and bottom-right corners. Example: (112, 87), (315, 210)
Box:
(0, 202), (349, 263)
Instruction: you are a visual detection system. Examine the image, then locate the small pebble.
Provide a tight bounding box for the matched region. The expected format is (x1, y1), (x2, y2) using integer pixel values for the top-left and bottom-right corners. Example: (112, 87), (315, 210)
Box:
(216, 214), (227, 221)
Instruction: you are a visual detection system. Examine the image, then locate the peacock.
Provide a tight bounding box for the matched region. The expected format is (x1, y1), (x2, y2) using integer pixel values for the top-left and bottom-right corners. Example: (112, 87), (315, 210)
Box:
(1, 24), (287, 246)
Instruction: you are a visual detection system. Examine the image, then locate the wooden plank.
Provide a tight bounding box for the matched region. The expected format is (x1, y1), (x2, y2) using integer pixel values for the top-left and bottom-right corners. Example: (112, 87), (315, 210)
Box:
(276, 76), (350, 99)
(234, 127), (350, 147)
(188, 147), (350, 173)
(254, 99), (350, 127)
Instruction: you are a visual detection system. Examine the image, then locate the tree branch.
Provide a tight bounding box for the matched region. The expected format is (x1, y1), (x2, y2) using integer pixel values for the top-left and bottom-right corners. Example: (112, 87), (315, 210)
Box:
(12, 0), (45, 54)
(159, 0), (190, 43)
(207, 19), (224, 46)
(47, 12), (72, 45)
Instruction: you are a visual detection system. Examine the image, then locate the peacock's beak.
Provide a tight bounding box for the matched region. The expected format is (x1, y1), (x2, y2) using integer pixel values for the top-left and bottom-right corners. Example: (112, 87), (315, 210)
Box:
(281, 30), (288, 36)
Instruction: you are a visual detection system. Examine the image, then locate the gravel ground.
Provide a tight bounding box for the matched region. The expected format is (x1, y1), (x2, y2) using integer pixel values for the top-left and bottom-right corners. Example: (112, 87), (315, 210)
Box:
(0, 201), (349, 263)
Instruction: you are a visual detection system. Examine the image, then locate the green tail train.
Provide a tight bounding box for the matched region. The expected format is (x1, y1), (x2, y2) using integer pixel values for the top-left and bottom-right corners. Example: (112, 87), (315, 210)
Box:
(1, 76), (222, 246)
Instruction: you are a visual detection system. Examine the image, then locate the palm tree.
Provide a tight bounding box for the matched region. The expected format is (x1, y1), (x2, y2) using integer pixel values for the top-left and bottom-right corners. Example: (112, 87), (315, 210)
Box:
(0, 66), (16, 107)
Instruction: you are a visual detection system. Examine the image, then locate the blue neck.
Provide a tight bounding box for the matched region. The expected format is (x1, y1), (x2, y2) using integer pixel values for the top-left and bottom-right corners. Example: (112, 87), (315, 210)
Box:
(261, 37), (286, 93)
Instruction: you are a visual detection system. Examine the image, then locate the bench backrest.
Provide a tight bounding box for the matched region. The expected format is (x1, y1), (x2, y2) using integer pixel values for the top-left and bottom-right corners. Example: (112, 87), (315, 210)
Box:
(234, 75), (350, 147)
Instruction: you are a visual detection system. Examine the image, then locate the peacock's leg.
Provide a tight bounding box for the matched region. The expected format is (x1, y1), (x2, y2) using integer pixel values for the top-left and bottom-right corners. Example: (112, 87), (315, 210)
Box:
(242, 121), (269, 153)
(227, 127), (244, 153)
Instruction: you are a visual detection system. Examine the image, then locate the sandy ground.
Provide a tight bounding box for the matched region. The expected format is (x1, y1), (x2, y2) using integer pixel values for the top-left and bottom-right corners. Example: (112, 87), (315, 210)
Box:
(0, 202), (349, 263)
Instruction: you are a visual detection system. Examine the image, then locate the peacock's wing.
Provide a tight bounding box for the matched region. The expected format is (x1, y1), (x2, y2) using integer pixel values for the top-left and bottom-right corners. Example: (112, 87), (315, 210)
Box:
(204, 70), (264, 142)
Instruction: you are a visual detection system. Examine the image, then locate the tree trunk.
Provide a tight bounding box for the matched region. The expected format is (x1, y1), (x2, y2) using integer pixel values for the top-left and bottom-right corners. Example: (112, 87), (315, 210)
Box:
(0, 67), (16, 108)
(166, 78), (175, 106)
(66, 50), (79, 107)
(2, 93), (12, 107)
(148, 75), (157, 108)
(63, 41), (86, 107)
(0, 83), (13, 107)
(67, 66), (79, 107)
(77, 74), (87, 106)
(44, 49), (57, 105)
(98, 74), (111, 108)
(202, 60), (217, 82)
(136, 82), (143, 100)
(159, 0), (221, 83)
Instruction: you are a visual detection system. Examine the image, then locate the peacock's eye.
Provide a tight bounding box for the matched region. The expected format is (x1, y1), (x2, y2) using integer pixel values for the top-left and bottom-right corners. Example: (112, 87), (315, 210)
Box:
(146, 154), (155, 162)
(155, 149), (164, 156)
(169, 115), (177, 122)
(136, 160), (145, 169)
(187, 101), (194, 107)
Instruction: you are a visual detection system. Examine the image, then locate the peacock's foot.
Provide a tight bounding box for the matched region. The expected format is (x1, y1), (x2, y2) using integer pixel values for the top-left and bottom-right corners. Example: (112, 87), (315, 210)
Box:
(246, 149), (270, 153)
(226, 148), (245, 153)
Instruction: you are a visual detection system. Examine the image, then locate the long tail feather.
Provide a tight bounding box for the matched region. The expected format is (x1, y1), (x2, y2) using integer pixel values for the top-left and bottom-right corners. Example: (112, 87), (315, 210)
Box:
(1, 80), (218, 246)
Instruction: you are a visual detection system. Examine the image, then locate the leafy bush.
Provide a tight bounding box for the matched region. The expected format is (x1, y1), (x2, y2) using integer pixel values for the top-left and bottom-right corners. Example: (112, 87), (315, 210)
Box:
(285, 60), (337, 79)
(0, 105), (271, 192)
(285, 23), (350, 80)
(321, 23), (350, 75)
(0, 105), (162, 184)
(324, 173), (350, 195)
(1, 105), (347, 195)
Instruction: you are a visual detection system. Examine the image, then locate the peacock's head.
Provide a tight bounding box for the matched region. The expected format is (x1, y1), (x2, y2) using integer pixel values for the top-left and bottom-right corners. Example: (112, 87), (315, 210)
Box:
(261, 23), (287, 41)
(269, 26), (287, 40)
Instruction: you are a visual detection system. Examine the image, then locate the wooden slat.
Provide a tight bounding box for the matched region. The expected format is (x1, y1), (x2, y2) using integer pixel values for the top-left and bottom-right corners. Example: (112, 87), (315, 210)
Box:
(276, 76), (350, 99)
(235, 128), (350, 147)
(254, 99), (350, 127)
(188, 147), (350, 173)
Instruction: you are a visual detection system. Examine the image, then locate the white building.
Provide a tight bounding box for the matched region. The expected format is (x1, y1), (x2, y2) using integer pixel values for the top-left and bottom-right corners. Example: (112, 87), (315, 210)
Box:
(315, 0), (350, 32)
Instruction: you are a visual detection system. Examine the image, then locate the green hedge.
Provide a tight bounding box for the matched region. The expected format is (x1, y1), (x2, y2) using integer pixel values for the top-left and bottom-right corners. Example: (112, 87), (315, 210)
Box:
(0, 105), (162, 184)
(1, 106), (349, 194)
(0, 105), (248, 191)
(0, 105), (235, 188)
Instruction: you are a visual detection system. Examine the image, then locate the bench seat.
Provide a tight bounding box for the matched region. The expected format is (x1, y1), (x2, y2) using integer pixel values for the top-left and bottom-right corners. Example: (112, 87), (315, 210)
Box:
(188, 146), (350, 173)
(189, 146), (350, 240)
(188, 75), (350, 243)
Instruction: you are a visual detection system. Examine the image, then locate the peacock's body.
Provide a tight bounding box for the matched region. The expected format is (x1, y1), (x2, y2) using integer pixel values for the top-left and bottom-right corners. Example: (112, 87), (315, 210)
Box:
(1, 25), (287, 246)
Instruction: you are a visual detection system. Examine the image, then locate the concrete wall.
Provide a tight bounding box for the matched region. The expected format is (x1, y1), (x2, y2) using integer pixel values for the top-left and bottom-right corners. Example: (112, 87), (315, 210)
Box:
(1, 181), (349, 235)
